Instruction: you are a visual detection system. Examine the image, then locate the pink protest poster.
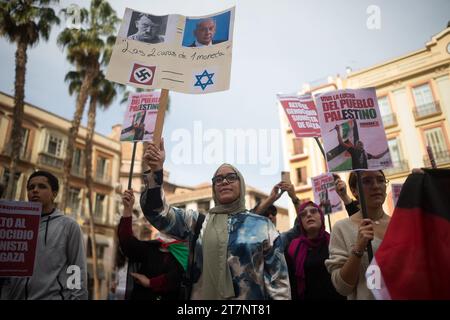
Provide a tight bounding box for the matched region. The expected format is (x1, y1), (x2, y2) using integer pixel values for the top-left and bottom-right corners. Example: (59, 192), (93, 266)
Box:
(120, 92), (160, 141)
(391, 183), (403, 207)
(311, 173), (343, 214)
(0, 201), (41, 277)
(314, 88), (392, 172)
(277, 93), (321, 138)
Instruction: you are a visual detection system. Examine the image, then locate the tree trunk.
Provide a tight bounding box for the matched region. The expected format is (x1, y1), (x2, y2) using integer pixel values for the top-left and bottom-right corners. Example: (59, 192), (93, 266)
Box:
(85, 95), (100, 300)
(60, 66), (98, 211)
(5, 40), (27, 200)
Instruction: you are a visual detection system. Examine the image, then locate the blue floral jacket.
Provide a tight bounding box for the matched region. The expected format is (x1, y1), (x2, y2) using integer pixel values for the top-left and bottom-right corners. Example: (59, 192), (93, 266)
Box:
(140, 171), (291, 300)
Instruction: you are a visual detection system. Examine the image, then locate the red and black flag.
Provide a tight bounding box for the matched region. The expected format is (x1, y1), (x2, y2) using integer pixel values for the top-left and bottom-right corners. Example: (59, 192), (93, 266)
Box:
(367, 169), (450, 299)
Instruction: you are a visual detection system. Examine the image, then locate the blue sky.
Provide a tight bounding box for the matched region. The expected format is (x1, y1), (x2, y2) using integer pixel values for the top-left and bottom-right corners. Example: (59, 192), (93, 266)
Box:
(1, 0), (449, 207)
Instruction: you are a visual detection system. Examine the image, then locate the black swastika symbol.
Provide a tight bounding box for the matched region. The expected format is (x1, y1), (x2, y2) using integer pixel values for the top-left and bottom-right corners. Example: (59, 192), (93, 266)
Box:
(135, 68), (152, 82)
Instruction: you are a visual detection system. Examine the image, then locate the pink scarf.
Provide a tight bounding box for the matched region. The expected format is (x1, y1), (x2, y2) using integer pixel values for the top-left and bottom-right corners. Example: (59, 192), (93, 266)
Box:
(287, 201), (330, 299)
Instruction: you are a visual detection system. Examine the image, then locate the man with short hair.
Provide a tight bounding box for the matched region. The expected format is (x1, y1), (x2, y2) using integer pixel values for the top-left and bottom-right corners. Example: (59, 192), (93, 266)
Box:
(128, 14), (164, 44)
(190, 18), (224, 47)
(1, 171), (88, 300)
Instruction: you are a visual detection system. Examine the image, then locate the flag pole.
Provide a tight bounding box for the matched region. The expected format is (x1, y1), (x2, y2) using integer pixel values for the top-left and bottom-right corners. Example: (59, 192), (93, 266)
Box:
(426, 146), (437, 169)
(127, 141), (137, 190)
(356, 170), (374, 262)
(153, 89), (169, 146)
(326, 210), (332, 232)
(314, 137), (326, 159)
(315, 137), (333, 232)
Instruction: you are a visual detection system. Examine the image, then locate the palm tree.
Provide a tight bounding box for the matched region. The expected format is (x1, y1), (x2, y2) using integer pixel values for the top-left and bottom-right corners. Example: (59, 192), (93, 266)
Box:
(0, 0), (60, 199)
(57, 0), (119, 213)
(65, 67), (122, 300)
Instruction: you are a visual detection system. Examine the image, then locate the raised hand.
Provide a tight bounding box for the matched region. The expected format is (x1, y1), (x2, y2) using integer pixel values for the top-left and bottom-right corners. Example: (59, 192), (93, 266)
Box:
(122, 189), (135, 217)
(143, 138), (165, 171)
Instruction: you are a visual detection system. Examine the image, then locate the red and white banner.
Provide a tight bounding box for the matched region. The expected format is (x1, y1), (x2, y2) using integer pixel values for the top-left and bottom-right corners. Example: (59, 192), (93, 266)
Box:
(277, 93), (321, 138)
(0, 201), (41, 277)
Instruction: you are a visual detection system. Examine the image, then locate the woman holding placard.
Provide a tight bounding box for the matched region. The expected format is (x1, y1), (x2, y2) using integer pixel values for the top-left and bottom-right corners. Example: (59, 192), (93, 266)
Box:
(325, 170), (391, 300)
(139, 140), (291, 300)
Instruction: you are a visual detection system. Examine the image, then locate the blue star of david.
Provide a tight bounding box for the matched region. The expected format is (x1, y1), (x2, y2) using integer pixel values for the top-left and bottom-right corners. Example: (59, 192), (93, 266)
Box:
(194, 70), (214, 90)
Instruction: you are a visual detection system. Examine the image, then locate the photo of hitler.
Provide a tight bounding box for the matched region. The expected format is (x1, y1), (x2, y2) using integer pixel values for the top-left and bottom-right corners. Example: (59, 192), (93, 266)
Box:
(127, 12), (168, 44)
(334, 120), (389, 169)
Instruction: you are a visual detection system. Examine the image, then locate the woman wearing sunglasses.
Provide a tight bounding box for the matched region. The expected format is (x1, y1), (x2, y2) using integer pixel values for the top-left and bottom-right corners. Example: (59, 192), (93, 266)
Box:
(325, 170), (391, 300)
(285, 201), (344, 300)
(140, 140), (291, 300)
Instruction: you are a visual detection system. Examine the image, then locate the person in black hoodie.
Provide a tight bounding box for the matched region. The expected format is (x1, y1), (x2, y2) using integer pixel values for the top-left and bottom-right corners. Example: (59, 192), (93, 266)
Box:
(118, 189), (187, 300)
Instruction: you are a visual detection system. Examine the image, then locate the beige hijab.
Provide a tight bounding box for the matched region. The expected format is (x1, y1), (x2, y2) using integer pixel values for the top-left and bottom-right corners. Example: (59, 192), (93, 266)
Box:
(200, 164), (246, 299)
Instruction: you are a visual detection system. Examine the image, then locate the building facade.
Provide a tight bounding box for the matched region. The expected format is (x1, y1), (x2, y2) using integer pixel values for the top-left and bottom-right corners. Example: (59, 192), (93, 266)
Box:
(280, 26), (450, 227)
(0, 91), (122, 299)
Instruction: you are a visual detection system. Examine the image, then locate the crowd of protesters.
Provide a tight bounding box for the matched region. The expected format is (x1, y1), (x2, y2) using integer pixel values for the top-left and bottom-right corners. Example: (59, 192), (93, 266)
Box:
(0, 138), (422, 301)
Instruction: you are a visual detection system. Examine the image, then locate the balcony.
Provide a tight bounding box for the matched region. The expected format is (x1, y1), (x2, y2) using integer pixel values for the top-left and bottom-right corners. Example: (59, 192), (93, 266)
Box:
(38, 152), (64, 169)
(1, 145), (31, 162)
(71, 165), (85, 178)
(423, 149), (450, 167)
(384, 159), (410, 176)
(94, 173), (111, 185)
(381, 113), (398, 128)
(413, 101), (442, 120)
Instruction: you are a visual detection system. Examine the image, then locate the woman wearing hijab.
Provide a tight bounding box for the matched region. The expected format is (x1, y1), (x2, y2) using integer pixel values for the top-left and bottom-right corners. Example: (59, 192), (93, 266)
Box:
(285, 201), (344, 300)
(118, 189), (187, 300)
(140, 140), (291, 300)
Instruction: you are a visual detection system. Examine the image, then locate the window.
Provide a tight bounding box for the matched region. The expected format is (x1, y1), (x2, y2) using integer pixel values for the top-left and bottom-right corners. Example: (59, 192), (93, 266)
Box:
(46, 134), (64, 157)
(385, 138), (409, 175)
(20, 128), (30, 158)
(424, 127), (449, 164)
(1, 169), (21, 199)
(412, 84), (439, 118)
(94, 193), (106, 220)
(412, 84), (434, 107)
(378, 96), (396, 127)
(96, 157), (109, 179)
(67, 188), (81, 218)
(387, 138), (403, 164)
(72, 148), (84, 176)
(292, 138), (304, 155)
(295, 167), (307, 186)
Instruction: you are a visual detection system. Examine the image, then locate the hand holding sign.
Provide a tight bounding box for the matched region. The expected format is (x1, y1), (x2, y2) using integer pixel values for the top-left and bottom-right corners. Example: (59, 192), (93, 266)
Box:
(143, 138), (165, 171)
